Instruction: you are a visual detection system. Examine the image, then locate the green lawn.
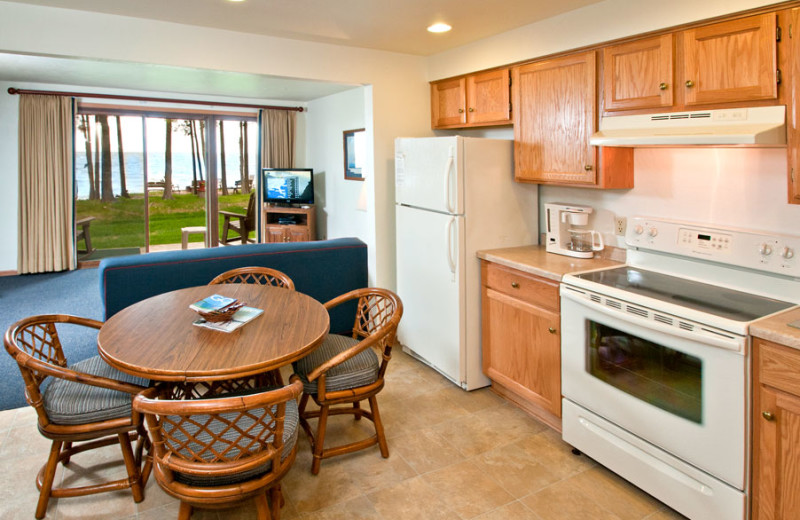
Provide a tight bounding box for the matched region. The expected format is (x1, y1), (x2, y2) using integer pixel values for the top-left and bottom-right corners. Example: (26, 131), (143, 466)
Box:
(76, 192), (255, 248)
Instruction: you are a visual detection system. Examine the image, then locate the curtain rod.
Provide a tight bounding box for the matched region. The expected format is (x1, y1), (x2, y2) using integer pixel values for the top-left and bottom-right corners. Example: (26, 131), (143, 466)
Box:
(7, 87), (304, 112)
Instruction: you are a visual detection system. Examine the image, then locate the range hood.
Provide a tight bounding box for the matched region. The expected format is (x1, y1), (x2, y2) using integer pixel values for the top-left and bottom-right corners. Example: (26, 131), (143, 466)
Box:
(590, 106), (786, 146)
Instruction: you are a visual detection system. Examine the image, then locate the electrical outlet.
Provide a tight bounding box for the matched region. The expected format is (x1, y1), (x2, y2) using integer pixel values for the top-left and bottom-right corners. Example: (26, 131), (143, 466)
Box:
(614, 216), (627, 236)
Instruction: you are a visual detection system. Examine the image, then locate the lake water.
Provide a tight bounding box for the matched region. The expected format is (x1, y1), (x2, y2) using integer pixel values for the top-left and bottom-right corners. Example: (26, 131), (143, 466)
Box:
(75, 151), (257, 199)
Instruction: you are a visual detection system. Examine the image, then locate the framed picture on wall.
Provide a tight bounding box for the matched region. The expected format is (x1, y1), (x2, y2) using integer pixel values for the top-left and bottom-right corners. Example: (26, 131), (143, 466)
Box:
(343, 128), (365, 181)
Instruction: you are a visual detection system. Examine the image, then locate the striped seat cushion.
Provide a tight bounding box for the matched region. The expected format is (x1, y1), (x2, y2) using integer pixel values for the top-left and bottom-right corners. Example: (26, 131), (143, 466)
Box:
(42, 355), (149, 425)
(293, 334), (379, 395)
(169, 398), (299, 487)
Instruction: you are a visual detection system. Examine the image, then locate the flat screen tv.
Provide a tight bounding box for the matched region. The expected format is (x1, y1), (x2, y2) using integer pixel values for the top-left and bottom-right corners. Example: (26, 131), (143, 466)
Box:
(263, 168), (314, 205)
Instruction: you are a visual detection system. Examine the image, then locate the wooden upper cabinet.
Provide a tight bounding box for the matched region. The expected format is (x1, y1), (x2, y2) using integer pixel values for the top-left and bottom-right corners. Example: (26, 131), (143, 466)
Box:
(513, 52), (597, 185)
(788, 8), (800, 205)
(682, 13), (777, 106)
(431, 69), (511, 129)
(466, 69), (511, 125)
(603, 34), (674, 112)
(431, 77), (467, 128)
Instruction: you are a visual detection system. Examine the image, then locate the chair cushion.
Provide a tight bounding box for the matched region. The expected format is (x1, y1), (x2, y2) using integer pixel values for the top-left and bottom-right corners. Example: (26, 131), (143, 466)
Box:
(293, 334), (379, 395)
(42, 355), (149, 426)
(170, 398), (299, 487)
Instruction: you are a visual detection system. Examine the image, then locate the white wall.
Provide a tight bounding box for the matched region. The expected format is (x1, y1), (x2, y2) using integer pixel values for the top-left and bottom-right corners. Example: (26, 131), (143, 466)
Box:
(306, 87), (369, 243)
(0, 1), (431, 285)
(428, 0), (800, 247)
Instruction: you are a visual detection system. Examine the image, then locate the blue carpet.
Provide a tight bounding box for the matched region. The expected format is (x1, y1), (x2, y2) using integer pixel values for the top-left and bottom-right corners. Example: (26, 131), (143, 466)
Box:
(0, 268), (102, 410)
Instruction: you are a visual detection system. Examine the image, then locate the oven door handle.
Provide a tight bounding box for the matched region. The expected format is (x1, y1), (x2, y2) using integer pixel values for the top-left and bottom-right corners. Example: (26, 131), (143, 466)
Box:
(560, 287), (745, 353)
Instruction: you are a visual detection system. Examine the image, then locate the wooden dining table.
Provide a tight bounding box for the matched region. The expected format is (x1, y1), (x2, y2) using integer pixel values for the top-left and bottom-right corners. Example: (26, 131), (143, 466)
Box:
(97, 284), (329, 382)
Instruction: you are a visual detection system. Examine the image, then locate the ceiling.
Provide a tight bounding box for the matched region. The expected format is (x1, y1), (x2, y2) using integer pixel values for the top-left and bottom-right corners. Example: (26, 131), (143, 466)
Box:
(1, 0), (604, 102)
(4, 0), (602, 56)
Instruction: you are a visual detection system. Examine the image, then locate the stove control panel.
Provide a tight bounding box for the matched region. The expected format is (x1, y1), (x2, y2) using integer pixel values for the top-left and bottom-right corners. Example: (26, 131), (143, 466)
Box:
(627, 217), (800, 277)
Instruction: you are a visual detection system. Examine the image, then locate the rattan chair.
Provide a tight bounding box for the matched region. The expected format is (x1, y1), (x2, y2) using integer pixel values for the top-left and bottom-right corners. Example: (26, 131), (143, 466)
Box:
(133, 380), (303, 520)
(291, 288), (403, 474)
(209, 266), (295, 290)
(3, 314), (151, 519)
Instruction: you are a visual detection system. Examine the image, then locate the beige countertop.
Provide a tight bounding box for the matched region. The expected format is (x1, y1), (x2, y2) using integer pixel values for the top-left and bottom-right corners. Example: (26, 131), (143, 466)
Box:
(750, 307), (800, 350)
(476, 244), (625, 282)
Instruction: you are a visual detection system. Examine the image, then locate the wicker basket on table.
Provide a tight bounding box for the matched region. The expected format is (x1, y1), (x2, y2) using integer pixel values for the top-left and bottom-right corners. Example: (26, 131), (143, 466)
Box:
(196, 301), (245, 322)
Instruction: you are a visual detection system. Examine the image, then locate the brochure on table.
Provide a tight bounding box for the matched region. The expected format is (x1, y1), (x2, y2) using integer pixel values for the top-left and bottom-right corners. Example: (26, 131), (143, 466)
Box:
(193, 306), (264, 333)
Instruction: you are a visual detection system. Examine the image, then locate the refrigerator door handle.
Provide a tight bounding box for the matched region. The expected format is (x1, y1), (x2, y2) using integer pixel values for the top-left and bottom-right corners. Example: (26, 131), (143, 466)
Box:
(446, 217), (457, 274)
(443, 156), (455, 214)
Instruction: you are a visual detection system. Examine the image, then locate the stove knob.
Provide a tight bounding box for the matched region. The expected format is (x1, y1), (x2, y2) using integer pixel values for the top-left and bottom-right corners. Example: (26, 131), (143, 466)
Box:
(648, 227), (658, 237)
(781, 246), (795, 259)
(634, 225), (644, 235)
(759, 243), (773, 256)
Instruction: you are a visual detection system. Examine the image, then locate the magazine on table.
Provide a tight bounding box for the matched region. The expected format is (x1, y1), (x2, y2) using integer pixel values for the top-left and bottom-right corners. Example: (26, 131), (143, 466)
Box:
(192, 306), (264, 333)
(189, 294), (239, 313)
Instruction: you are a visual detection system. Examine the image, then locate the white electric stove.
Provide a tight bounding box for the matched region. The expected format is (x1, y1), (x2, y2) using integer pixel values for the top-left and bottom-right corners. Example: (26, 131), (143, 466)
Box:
(560, 217), (800, 520)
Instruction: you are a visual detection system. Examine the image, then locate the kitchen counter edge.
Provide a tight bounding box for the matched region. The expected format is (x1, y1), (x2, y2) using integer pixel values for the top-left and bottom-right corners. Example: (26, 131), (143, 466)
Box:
(476, 245), (625, 282)
(750, 306), (800, 351)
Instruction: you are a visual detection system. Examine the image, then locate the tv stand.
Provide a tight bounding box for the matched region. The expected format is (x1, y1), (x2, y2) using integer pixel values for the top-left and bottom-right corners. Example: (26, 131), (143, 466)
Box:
(262, 204), (316, 243)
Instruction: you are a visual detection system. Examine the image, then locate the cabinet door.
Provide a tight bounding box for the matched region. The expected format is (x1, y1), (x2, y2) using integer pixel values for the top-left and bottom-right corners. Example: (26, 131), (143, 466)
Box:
(264, 226), (286, 243)
(753, 386), (800, 520)
(789, 8), (800, 205)
(682, 14), (777, 106)
(466, 69), (511, 125)
(286, 227), (310, 242)
(513, 52), (597, 184)
(431, 78), (467, 128)
(603, 34), (674, 111)
(482, 286), (561, 417)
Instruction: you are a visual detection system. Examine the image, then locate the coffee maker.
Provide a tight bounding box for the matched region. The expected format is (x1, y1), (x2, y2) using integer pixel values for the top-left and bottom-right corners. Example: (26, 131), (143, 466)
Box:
(544, 203), (604, 258)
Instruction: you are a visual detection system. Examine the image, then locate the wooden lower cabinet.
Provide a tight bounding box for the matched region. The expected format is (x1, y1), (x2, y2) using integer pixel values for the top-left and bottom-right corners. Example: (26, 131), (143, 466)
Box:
(481, 261), (561, 430)
(262, 205), (316, 243)
(752, 337), (800, 520)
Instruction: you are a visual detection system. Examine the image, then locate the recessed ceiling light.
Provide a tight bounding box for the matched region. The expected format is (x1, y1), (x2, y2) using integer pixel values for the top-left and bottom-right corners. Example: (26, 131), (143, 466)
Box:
(427, 23), (452, 33)
(227, 0), (245, 3)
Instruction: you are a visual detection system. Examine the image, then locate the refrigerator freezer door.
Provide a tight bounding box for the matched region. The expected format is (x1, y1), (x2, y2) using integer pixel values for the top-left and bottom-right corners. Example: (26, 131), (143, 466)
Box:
(396, 204), (466, 386)
(395, 137), (464, 215)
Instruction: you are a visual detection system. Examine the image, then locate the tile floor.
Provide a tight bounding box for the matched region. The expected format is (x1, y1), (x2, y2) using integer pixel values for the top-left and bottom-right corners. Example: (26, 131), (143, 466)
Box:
(0, 349), (688, 520)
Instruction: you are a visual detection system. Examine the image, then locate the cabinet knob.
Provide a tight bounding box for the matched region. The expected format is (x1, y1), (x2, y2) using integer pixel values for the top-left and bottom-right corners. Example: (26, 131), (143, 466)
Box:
(510, 282), (520, 288)
(468, 107), (474, 112)
(685, 80), (695, 88)
(548, 327), (557, 334)
(659, 82), (668, 90)
(584, 165), (593, 171)
(762, 411), (776, 421)
(458, 108), (464, 113)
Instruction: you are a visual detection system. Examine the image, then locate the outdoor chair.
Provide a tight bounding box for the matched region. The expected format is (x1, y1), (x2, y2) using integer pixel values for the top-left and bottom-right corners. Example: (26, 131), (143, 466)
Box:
(132, 380), (303, 520)
(209, 266), (295, 290)
(220, 192), (256, 245)
(291, 288), (403, 474)
(3, 314), (151, 519)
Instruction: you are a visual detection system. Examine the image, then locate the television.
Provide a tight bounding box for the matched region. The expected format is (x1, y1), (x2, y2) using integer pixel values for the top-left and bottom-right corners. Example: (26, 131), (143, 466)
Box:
(263, 168), (314, 205)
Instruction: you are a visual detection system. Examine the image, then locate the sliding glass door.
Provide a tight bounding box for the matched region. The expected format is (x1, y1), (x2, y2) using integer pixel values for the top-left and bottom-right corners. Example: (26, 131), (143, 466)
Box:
(74, 109), (259, 261)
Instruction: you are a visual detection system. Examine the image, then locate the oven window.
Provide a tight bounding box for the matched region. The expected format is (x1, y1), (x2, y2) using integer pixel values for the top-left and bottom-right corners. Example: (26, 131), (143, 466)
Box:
(587, 321), (702, 424)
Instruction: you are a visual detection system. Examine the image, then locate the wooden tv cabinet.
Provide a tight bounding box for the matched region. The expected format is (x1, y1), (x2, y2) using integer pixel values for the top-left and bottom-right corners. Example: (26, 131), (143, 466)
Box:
(262, 204), (316, 243)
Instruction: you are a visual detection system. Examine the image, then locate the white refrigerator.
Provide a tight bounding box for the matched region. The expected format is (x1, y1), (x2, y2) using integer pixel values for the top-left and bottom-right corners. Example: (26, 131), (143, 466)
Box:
(395, 136), (538, 390)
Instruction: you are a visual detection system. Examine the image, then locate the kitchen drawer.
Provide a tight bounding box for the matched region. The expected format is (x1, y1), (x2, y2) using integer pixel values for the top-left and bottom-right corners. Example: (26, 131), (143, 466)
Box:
(758, 339), (800, 396)
(483, 261), (559, 312)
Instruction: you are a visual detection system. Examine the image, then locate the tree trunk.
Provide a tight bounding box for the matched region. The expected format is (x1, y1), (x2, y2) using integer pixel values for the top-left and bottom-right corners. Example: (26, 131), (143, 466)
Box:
(93, 119), (101, 198)
(115, 116), (129, 198)
(98, 115), (114, 202)
(163, 118), (174, 200)
(80, 115), (98, 200)
(192, 120), (204, 181)
(188, 120), (198, 195)
(219, 121), (228, 196)
(242, 121), (250, 195)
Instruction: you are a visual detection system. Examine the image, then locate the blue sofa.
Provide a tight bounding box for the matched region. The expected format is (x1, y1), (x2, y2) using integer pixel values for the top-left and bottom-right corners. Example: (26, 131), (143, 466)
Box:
(98, 238), (368, 334)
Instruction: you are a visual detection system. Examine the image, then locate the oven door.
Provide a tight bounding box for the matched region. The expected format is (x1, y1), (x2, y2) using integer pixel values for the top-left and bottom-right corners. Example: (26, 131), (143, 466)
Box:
(560, 286), (746, 490)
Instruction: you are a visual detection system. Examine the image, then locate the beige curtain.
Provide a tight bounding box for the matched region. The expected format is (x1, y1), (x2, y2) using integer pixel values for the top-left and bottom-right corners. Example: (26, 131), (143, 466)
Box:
(260, 109), (296, 168)
(18, 94), (74, 273)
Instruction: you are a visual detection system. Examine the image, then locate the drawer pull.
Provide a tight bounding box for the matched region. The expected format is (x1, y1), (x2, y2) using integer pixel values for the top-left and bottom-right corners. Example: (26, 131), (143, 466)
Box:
(548, 327), (557, 334)
(762, 411), (776, 422)
(510, 282), (520, 288)
(659, 82), (668, 90)
(685, 80), (695, 88)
